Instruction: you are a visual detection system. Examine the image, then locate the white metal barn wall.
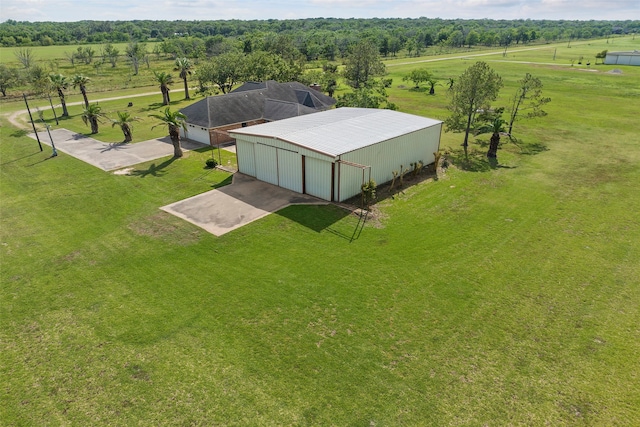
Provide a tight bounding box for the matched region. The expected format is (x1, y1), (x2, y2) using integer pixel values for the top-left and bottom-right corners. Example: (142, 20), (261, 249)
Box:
(236, 139), (256, 177)
(181, 124), (210, 145)
(304, 157), (332, 201)
(234, 134), (335, 200)
(337, 124), (443, 202)
(255, 144), (279, 186)
(277, 149), (303, 193)
(238, 137), (307, 194)
(605, 53), (640, 66)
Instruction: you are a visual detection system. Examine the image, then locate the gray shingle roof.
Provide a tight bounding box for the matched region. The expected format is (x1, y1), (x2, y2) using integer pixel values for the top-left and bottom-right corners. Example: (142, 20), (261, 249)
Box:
(180, 80), (336, 128)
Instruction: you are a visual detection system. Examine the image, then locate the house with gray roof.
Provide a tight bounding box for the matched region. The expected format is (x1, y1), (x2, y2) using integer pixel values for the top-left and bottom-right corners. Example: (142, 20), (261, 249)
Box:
(179, 80), (336, 146)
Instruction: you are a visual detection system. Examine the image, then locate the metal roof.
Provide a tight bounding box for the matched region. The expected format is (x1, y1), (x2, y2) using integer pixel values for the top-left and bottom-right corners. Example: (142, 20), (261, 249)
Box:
(607, 50), (640, 55)
(229, 107), (443, 158)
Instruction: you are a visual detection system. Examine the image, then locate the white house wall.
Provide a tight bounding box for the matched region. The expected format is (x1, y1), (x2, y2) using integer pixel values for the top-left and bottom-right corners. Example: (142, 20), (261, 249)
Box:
(338, 124), (442, 202)
(182, 124), (210, 145)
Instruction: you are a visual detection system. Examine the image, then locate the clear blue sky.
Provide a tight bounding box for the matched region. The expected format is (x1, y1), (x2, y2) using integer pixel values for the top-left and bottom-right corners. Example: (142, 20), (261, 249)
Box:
(1, 0), (638, 22)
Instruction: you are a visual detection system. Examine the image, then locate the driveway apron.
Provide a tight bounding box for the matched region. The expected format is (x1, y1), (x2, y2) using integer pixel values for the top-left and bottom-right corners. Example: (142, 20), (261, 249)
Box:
(161, 174), (327, 236)
(30, 128), (206, 171)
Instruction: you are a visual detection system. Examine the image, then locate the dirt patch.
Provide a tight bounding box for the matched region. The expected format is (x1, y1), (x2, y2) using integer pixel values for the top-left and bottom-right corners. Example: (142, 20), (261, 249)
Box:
(113, 168), (134, 175)
(129, 212), (201, 245)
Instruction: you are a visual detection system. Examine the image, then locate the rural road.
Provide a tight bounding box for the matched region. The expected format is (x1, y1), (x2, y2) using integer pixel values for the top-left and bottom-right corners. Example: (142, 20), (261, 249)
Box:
(385, 44), (556, 67)
(3, 91), (158, 129)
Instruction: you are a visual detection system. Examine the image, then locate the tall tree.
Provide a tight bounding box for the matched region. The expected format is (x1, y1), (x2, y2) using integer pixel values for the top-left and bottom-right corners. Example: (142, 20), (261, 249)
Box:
(153, 71), (173, 105)
(81, 104), (104, 134)
(444, 61), (503, 155)
(426, 75), (439, 95)
(0, 64), (20, 96)
(507, 73), (550, 136)
(111, 111), (139, 143)
(174, 57), (193, 100)
(243, 51), (300, 82)
(151, 108), (188, 158)
(197, 52), (244, 94)
(48, 73), (70, 117)
(125, 42), (146, 75)
(343, 39), (385, 89)
(72, 74), (91, 108)
(102, 43), (120, 67)
(475, 109), (507, 159)
(402, 68), (433, 89)
(28, 65), (49, 95)
(14, 47), (34, 68)
(336, 80), (397, 110)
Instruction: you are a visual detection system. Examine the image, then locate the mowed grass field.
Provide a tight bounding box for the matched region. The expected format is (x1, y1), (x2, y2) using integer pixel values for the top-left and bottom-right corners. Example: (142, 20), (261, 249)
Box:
(1, 37), (640, 425)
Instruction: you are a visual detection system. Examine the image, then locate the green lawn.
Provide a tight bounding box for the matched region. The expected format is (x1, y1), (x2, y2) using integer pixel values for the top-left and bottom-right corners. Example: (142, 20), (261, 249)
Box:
(1, 37), (640, 425)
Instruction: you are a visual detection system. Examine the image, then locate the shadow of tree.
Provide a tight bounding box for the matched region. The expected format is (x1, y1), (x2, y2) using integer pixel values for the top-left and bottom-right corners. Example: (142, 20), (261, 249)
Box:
(143, 100), (182, 112)
(446, 148), (494, 172)
(512, 137), (549, 155)
(100, 142), (129, 152)
(144, 102), (167, 111)
(10, 129), (29, 138)
(130, 157), (177, 177)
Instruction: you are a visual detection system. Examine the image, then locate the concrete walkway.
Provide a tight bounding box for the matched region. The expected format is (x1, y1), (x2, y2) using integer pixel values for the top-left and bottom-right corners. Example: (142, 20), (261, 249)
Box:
(30, 128), (207, 171)
(161, 173), (327, 236)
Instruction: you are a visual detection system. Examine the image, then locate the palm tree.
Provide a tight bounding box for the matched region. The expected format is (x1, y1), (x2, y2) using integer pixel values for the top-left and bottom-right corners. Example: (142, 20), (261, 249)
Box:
(153, 71), (173, 105)
(476, 116), (508, 159)
(174, 57), (193, 100)
(81, 103), (104, 134)
(151, 107), (188, 158)
(111, 111), (139, 143)
(49, 73), (69, 117)
(72, 74), (90, 108)
(426, 77), (439, 95)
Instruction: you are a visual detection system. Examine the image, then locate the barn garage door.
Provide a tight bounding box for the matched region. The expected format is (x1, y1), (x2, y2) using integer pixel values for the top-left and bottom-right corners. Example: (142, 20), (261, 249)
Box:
(278, 149), (302, 193)
(236, 139), (256, 177)
(255, 144), (278, 186)
(304, 157), (332, 201)
(255, 144), (302, 192)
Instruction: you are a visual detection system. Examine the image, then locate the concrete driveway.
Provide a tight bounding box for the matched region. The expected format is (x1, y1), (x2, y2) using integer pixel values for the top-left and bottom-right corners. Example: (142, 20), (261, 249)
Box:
(31, 128), (207, 171)
(161, 173), (327, 236)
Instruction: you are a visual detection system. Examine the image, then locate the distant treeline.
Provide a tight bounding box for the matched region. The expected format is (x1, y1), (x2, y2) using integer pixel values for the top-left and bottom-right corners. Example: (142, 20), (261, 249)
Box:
(1, 18), (637, 53)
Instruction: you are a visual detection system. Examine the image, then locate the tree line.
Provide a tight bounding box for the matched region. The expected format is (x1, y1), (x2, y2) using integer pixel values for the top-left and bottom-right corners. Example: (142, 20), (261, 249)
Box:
(1, 18), (637, 53)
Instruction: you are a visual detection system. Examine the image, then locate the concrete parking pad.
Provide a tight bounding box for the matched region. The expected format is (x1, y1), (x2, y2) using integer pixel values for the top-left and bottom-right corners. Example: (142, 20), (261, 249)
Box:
(161, 173), (327, 236)
(30, 128), (207, 171)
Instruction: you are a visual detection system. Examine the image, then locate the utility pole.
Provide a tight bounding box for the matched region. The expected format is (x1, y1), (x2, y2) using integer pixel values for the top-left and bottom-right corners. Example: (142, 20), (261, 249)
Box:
(23, 93), (42, 152)
(47, 93), (59, 125)
(38, 109), (57, 157)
